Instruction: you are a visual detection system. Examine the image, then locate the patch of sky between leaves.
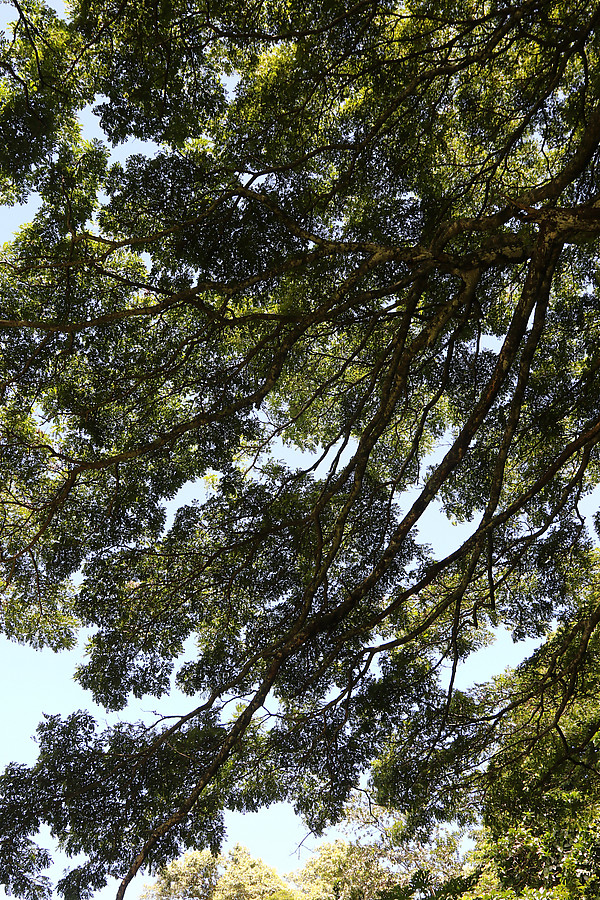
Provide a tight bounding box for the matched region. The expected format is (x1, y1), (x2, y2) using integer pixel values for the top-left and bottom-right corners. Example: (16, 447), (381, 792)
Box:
(0, 0), (63, 31)
(0, 96), (160, 246)
(79, 99), (161, 162)
(456, 479), (600, 687)
(163, 419), (598, 692)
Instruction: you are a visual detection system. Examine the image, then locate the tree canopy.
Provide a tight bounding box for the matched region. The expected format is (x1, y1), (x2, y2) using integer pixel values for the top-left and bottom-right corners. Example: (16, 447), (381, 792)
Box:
(141, 798), (467, 900)
(2, 0), (600, 896)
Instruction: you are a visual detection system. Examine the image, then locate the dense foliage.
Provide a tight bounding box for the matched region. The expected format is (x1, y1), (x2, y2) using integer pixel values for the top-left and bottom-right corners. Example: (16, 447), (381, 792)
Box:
(142, 799), (466, 900)
(2, 0), (600, 896)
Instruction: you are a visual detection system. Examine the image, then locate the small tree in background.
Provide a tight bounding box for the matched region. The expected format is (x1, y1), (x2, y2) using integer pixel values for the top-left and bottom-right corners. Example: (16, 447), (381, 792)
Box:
(214, 846), (297, 900)
(141, 850), (219, 900)
(143, 846), (297, 900)
(142, 796), (468, 900)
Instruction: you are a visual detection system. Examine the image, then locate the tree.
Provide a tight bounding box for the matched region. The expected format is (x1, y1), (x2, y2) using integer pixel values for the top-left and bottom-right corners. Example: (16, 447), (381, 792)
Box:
(2, 0), (600, 895)
(291, 796), (466, 900)
(142, 799), (466, 900)
(386, 571), (600, 900)
(140, 849), (219, 900)
(212, 846), (296, 900)
(463, 573), (600, 899)
(143, 846), (296, 900)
